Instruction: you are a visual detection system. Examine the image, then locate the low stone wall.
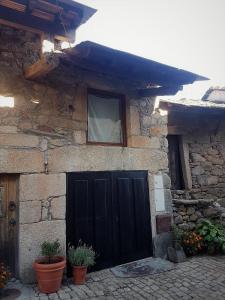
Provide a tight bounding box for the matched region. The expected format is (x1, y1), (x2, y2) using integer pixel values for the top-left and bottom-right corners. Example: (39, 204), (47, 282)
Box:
(172, 194), (225, 230)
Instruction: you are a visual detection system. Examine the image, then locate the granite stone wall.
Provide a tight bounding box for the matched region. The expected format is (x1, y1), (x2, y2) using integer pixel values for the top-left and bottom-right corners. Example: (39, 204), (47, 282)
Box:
(0, 24), (172, 282)
(171, 114), (225, 229)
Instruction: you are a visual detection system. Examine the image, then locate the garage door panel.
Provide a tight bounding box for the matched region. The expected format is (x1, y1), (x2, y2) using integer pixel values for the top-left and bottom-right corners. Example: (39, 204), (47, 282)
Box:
(116, 177), (136, 262)
(67, 171), (152, 273)
(93, 178), (113, 265)
(74, 179), (92, 244)
(133, 178), (152, 257)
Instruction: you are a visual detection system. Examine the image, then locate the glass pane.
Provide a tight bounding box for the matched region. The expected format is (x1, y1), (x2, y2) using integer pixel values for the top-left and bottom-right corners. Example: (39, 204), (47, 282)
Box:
(0, 187), (4, 217)
(88, 94), (123, 143)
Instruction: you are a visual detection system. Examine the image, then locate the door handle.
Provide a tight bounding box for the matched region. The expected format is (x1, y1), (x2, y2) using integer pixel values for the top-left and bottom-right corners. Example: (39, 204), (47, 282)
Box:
(9, 218), (16, 226)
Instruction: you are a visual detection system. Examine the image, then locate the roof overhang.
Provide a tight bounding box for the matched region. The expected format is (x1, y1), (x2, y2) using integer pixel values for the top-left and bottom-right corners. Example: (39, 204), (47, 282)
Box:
(0, 0), (96, 42)
(63, 41), (209, 97)
(159, 99), (225, 114)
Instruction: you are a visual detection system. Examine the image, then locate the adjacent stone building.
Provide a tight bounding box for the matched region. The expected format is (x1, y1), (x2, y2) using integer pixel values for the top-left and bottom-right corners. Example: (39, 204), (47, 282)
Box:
(0, 0), (207, 283)
(160, 99), (225, 230)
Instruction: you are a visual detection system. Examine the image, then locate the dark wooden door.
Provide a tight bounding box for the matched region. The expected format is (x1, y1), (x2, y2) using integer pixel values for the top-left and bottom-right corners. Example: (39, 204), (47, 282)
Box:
(67, 171), (152, 272)
(167, 135), (184, 190)
(0, 175), (18, 276)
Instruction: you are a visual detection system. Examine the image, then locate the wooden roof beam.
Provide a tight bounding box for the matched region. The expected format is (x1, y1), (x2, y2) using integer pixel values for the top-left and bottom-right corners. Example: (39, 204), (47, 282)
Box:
(137, 85), (183, 97)
(24, 54), (59, 80)
(0, 6), (76, 42)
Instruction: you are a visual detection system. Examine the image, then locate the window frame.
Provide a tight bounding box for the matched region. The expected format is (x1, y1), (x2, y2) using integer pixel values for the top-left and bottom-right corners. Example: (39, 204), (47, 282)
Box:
(87, 88), (127, 147)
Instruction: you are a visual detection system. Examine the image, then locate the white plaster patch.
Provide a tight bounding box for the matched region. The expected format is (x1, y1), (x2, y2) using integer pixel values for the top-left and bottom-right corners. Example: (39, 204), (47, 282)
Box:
(154, 189), (165, 212)
(154, 174), (164, 189)
(154, 174), (165, 212)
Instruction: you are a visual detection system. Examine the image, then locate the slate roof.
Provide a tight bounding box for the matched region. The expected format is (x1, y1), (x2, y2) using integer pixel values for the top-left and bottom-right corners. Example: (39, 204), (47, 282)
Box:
(202, 87), (225, 103)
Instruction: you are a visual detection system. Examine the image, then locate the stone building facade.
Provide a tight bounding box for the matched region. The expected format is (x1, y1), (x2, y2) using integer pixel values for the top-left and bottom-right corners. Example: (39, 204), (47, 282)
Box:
(0, 24), (174, 283)
(160, 100), (225, 230)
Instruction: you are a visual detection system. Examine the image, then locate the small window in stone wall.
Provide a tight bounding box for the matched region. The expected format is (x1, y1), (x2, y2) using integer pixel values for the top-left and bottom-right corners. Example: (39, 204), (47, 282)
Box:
(167, 135), (185, 190)
(87, 89), (126, 146)
(0, 96), (14, 107)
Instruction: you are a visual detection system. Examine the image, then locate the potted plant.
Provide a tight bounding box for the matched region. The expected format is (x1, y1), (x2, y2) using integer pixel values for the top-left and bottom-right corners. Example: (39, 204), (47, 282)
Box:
(33, 240), (66, 294)
(68, 242), (96, 285)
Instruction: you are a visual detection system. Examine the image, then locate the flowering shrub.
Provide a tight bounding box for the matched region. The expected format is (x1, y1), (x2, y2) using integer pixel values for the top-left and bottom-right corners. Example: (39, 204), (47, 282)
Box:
(196, 219), (225, 255)
(0, 263), (11, 289)
(182, 231), (203, 256)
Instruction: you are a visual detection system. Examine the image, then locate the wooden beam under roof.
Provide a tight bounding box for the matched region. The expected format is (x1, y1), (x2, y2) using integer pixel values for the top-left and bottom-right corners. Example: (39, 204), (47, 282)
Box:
(137, 85), (182, 97)
(0, 5), (75, 41)
(0, 0), (92, 42)
(24, 54), (59, 80)
(29, 0), (63, 14)
(0, 0), (26, 12)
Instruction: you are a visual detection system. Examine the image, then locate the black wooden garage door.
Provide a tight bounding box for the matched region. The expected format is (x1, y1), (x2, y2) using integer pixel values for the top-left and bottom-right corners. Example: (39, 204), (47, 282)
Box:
(67, 171), (152, 271)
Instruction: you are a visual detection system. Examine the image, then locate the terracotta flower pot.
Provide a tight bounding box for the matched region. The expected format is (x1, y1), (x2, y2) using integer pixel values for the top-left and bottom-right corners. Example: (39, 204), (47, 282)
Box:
(33, 256), (66, 294)
(72, 266), (87, 285)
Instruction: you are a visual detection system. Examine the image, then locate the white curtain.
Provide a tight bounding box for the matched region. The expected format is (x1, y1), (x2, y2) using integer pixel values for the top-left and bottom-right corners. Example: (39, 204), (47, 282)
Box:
(88, 94), (122, 143)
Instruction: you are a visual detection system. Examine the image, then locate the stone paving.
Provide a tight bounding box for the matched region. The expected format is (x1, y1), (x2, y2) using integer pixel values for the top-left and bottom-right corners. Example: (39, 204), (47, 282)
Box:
(6, 255), (225, 300)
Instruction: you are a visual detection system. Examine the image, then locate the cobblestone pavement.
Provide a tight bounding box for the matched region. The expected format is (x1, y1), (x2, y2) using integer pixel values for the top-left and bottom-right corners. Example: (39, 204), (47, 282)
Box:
(6, 255), (225, 300)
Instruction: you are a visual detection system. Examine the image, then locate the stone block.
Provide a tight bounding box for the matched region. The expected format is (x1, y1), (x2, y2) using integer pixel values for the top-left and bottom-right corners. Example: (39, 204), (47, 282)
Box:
(207, 156), (224, 165)
(192, 166), (204, 176)
(51, 196), (66, 220)
(127, 135), (161, 149)
(48, 145), (117, 172)
(141, 115), (152, 128)
(149, 126), (167, 136)
(187, 207), (195, 215)
(189, 214), (198, 222)
(167, 246), (186, 263)
(154, 232), (172, 259)
(174, 215), (183, 224)
(0, 148), (43, 173)
(0, 133), (39, 147)
(48, 116), (87, 131)
(72, 86), (87, 122)
(19, 220), (66, 283)
(207, 176), (218, 185)
(203, 207), (220, 217)
(0, 125), (17, 133)
(73, 130), (86, 145)
(20, 200), (41, 224)
(48, 144), (167, 175)
(124, 148), (168, 173)
(197, 175), (208, 186)
(191, 153), (205, 162)
(163, 174), (171, 189)
(20, 173), (66, 201)
(127, 106), (140, 136)
(127, 135), (151, 148)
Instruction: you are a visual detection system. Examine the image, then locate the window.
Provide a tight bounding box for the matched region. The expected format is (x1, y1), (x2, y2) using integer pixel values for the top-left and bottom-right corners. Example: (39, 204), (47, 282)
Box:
(0, 96), (14, 107)
(87, 89), (126, 145)
(167, 135), (184, 190)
